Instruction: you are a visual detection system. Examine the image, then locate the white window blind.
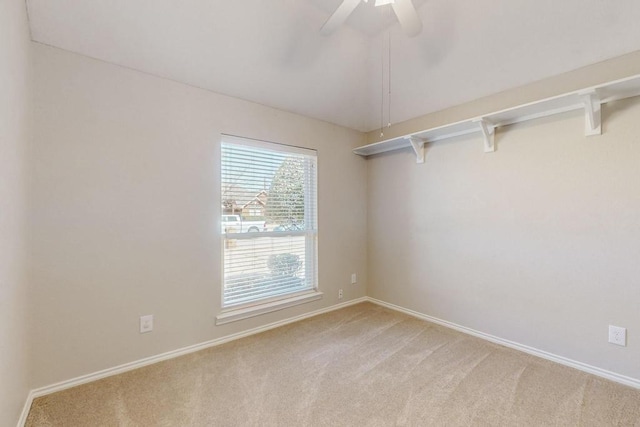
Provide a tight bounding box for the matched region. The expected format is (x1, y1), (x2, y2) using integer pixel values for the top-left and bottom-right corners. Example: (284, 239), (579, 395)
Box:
(221, 135), (317, 308)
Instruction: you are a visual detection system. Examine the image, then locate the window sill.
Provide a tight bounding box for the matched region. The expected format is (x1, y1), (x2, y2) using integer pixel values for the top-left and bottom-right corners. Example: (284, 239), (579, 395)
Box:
(215, 291), (324, 325)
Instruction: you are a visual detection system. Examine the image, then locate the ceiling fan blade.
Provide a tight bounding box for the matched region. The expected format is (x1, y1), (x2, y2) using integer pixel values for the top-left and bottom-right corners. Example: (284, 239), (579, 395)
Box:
(391, 0), (423, 37)
(320, 0), (362, 36)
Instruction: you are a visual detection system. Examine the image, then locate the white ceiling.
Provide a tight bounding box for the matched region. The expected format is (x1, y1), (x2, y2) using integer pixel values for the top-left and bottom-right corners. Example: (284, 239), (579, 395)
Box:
(26, 0), (640, 132)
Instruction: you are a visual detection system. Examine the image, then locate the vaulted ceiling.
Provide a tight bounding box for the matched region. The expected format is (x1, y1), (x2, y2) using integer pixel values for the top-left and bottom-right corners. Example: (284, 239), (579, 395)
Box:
(26, 0), (640, 132)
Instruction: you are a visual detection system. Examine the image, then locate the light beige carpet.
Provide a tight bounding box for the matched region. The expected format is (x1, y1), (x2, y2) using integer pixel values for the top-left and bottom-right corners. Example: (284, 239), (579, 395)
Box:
(26, 302), (640, 426)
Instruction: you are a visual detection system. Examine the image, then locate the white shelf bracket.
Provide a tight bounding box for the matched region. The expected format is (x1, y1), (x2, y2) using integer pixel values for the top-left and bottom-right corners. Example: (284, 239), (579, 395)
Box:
(474, 118), (496, 153)
(407, 137), (426, 163)
(580, 91), (602, 136)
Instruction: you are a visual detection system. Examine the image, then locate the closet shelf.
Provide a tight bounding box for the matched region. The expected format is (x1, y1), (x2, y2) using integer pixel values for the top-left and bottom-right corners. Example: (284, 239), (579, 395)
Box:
(354, 74), (640, 163)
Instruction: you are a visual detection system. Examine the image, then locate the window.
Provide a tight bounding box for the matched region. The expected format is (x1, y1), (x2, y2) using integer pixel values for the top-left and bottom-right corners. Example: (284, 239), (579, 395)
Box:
(218, 135), (319, 321)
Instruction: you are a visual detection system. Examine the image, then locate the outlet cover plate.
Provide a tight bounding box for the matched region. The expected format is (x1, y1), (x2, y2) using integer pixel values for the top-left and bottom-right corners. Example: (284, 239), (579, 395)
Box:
(351, 273), (357, 284)
(140, 315), (154, 333)
(608, 325), (626, 346)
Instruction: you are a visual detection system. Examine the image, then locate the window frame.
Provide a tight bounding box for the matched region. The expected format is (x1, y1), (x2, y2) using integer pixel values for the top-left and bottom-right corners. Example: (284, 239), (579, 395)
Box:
(216, 135), (321, 324)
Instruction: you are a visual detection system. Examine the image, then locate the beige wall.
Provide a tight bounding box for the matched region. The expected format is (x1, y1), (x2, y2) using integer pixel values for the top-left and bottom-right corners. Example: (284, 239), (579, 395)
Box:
(30, 43), (368, 388)
(367, 97), (640, 380)
(0, 0), (31, 424)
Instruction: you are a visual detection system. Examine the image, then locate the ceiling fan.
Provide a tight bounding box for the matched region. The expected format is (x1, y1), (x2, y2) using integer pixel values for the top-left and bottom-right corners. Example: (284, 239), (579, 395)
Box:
(321, 0), (423, 37)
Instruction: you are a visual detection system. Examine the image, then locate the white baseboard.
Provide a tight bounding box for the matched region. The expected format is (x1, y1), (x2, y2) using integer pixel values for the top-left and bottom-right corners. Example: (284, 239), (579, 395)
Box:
(17, 391), (35, 427)
(366, 297), (640, 390)
(18, 296), (367, 426)
(18, 295), (639, 426)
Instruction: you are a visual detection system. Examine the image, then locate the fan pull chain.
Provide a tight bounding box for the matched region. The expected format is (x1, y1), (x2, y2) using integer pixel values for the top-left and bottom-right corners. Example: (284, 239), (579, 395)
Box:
(380, 6), (393, 139)
(380, 27), (385, 138)
(388, 28), (391, 129)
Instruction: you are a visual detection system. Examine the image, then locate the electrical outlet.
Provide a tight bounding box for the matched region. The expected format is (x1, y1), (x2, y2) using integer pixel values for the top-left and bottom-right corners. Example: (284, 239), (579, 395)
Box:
(608, 325), (626, 346)
(140, 315), (154, 333)
(338, 289), (343, 299)
(351, 273), (357, 284)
